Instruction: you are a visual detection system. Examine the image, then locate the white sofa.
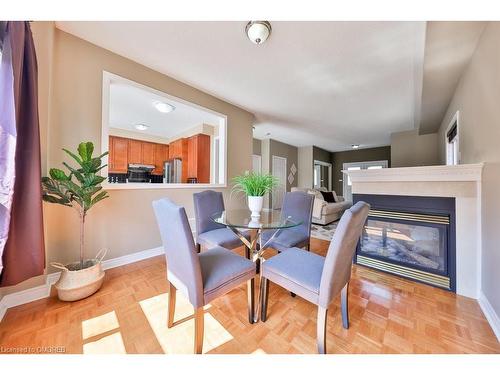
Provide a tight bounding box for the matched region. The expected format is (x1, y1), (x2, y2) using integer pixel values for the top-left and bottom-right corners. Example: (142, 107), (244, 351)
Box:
(291, 187), (352, 225)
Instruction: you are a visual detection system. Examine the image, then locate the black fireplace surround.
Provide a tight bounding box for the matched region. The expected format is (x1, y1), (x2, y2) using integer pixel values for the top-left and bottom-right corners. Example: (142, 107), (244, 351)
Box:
(353, 194), (456, 292)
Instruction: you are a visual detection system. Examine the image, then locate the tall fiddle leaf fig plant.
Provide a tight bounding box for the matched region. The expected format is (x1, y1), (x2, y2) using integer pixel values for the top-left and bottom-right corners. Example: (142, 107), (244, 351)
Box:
(42, 142), (109, 270)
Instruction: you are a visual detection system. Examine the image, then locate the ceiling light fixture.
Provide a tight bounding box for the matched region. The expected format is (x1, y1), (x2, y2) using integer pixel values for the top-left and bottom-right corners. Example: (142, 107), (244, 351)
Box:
(245, 21), (272, 45)
(351, 144), (360, 149)
(153, 100), (175, 113)
(134, 123), (149, 131)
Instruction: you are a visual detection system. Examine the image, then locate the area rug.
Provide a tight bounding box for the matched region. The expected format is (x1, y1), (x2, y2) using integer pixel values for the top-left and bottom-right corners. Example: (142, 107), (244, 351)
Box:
(310, 221), (338, 241)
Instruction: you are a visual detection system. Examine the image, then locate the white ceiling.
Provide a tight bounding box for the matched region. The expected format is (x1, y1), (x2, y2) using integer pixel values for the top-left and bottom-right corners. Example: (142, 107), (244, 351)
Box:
(109, 79), (221, 139)
(57, 21), (427, 152)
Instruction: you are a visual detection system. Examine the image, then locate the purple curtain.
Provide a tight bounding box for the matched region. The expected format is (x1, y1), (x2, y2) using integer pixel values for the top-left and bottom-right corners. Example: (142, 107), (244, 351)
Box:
(0, 22), (45, 286)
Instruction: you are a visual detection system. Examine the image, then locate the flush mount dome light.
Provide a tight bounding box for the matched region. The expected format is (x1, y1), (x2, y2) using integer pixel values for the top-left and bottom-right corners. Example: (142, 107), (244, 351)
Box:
(134, 123), (149, 131)
(153, 100), (175, 113)
(351, 144), (360, 149)
(245, 21), (272, 45)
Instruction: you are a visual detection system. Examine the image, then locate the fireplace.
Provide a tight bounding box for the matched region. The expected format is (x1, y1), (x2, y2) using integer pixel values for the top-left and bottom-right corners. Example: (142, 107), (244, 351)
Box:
(353, 194), (456, 291)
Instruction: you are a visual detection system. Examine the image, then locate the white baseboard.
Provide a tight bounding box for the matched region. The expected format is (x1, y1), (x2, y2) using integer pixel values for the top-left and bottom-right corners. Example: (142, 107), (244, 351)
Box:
(478, 291), (500, 341)
(0, 281), (52, 322)
(0, 245), (165, 322)
(101, 246), (163, 270)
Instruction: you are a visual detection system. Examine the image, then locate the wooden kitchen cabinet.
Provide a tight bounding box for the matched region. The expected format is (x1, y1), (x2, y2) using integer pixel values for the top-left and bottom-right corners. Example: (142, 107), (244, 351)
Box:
(187, 134), (211, 183)
(108, 134), (209, 183)
(142, 142), (155, 165)
(168, 138), (188, 160)
(109, 136), (128, 173)
(128, 139), (143, 164)
(153, 144), (169, 175)
(168, 138), (189, 182)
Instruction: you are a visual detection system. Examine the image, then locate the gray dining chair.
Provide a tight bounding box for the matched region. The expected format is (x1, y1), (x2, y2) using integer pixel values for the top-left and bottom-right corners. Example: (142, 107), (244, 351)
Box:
(260, 201), (370, 354)
(260, 191), (314, 252)
(152, 198), (256, 354)
(193, 190), (251, 255)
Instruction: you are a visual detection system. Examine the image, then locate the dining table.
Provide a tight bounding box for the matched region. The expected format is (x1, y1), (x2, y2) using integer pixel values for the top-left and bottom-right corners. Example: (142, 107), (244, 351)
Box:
(210, 209), (302, 323)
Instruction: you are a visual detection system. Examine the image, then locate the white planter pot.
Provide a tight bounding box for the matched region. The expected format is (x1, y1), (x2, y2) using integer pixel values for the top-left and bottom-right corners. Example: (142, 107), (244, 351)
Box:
(51, 249), (107, 302)
(248, 196), (264, 218)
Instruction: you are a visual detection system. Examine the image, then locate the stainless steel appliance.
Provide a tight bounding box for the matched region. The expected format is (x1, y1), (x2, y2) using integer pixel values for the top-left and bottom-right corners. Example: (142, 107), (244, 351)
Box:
(127, 163), (155, 183)
(164, 158), (182, 183)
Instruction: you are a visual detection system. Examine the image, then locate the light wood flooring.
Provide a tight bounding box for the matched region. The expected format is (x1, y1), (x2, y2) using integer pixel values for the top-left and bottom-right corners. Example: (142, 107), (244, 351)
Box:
(0, 238), (499, 354)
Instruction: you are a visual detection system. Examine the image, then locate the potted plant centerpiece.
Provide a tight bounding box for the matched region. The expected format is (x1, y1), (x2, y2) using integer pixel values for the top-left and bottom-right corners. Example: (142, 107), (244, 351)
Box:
(42, 142), (109, 301)
(232, 172), (278, 219)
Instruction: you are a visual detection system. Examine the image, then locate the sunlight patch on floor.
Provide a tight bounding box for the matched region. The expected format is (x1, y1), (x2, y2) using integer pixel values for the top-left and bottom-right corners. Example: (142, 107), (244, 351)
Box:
(82, 311), (120, 340)
(251, 348), (267, 354)
(139, 292), (233, 354)
(83, 332), (127, 354)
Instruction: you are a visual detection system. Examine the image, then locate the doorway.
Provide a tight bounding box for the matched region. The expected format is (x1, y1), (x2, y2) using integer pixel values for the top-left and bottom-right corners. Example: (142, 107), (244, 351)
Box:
(342, 160), (388, 202)
(313, 160), (332, 191)
(272, 155), (287, 210)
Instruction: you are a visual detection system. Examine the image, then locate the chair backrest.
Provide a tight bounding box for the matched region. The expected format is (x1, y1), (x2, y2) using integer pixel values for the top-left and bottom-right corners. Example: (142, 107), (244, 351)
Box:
(318, 201), (370, 308)
(193, 190), (226, 236)
(281, 191), (314, 236)
(152, 198), (203, 308)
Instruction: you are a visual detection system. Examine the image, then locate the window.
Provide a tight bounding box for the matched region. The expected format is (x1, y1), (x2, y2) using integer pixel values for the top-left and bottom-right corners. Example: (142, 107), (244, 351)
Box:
(446, 112), (459, 166)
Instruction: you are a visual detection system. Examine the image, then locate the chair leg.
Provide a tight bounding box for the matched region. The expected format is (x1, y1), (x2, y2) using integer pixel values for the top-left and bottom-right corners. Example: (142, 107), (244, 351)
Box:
(167, 282), (176, 328)
(260, 277), (270, 321)
(305, 242), (310, 251)
(247, 278), (255, 324)
(317, 307), (328, 354)
(341, 283), (349, 329)
(196, 243), (201, 253)
(194, 307), (204, 354)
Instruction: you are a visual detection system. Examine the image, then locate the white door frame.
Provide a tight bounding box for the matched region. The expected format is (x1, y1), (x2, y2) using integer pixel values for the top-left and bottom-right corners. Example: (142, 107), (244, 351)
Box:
(272, 155), (287, 210)
(252, 154), (262, 173)
(313, 160), (332, 190)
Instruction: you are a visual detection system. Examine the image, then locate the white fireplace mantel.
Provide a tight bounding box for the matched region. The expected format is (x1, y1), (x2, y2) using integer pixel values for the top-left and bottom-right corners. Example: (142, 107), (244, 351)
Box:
(343, 163), (484, 299)
(343, 163), (484, 183)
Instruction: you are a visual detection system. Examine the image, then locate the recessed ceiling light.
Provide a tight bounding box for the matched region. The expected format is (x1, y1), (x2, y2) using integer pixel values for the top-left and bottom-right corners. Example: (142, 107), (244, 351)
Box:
(153, 100), (175, 113)
(134, 123), (149, 131)
(245, 21), (272, 45)
(351, 144), (360, 149)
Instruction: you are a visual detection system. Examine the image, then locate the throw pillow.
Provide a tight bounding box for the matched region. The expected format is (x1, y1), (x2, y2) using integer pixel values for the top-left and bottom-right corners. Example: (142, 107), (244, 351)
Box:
(331, 190), (339, 202)
(307, 189), (324, 201)
(320, 191), (337, 203)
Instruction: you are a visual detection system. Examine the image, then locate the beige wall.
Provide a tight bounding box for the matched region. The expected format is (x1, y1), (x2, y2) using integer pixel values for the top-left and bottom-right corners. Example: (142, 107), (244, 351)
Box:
(0, 23), (255, 298)
(269, 139), (298, 192)
(437, 22), (500, 316)
(390, 129), (439, 167)
(298, 146), (313, 189)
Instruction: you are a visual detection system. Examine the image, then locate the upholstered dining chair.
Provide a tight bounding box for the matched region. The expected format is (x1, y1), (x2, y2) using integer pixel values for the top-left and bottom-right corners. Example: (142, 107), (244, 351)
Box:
(260, 201), (370, 354)
(260, 191), (314, 252)
(193, 190), (251, 255)
(152, 198), (256, 354)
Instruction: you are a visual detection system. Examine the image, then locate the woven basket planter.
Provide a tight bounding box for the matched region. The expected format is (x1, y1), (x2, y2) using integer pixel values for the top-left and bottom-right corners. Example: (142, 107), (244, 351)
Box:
(51, 249), (106, 302)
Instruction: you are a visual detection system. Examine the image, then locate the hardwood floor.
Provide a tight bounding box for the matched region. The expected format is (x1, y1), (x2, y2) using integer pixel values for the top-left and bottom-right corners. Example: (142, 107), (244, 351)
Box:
(0, 238), (498, 354)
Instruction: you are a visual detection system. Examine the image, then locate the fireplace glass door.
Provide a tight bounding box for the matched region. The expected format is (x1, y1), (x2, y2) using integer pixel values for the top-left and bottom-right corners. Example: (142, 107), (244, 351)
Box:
(359, 218), (447, 274)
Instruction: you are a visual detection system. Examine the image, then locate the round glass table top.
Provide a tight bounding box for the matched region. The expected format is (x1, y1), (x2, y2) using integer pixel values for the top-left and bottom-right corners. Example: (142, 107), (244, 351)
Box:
(210, 209), (302, 230)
